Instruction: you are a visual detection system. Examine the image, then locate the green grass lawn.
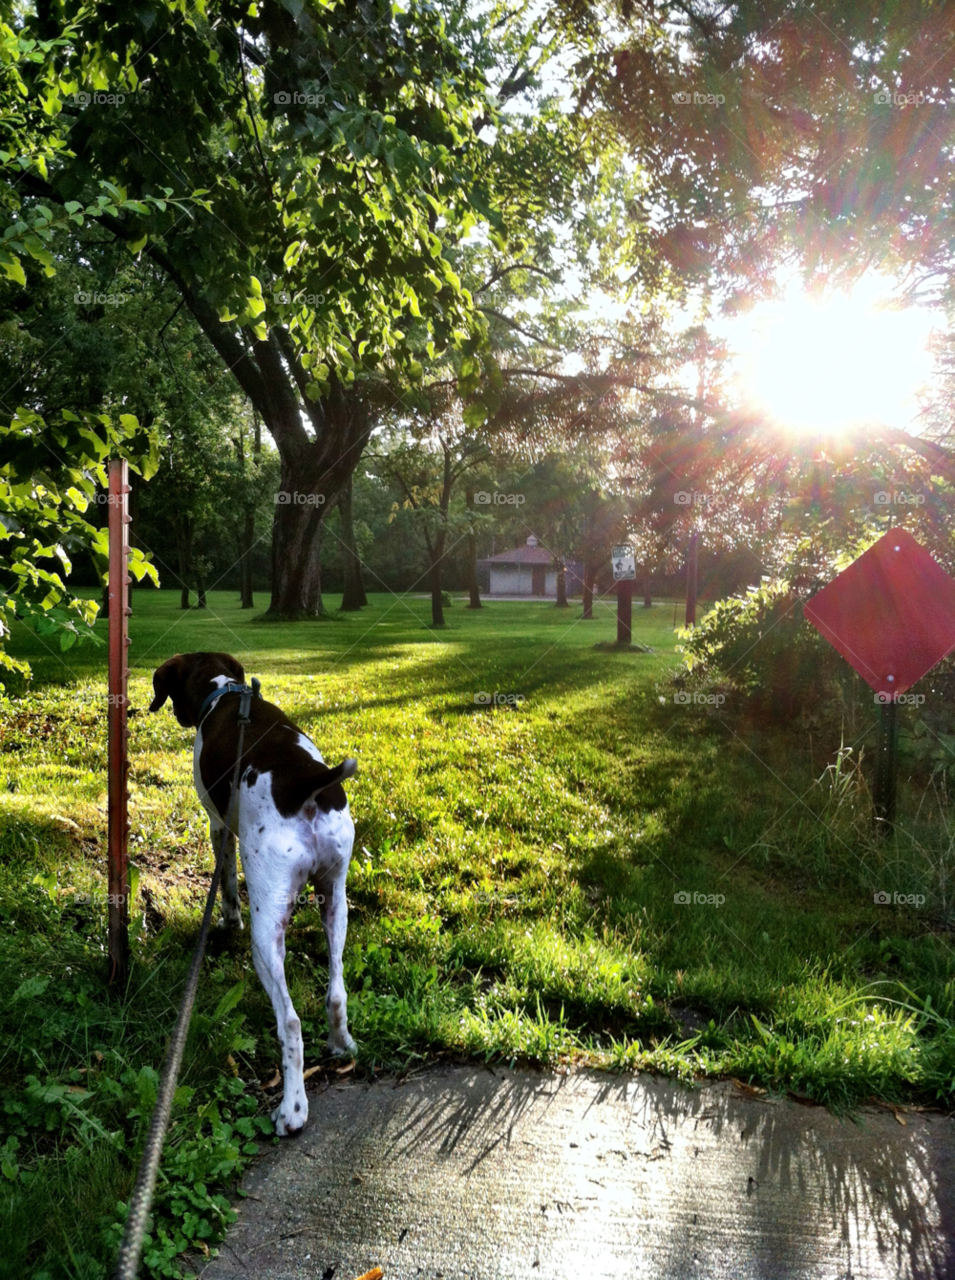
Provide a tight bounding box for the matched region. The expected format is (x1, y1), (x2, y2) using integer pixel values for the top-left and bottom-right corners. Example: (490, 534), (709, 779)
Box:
(3, 588), (955, 1278)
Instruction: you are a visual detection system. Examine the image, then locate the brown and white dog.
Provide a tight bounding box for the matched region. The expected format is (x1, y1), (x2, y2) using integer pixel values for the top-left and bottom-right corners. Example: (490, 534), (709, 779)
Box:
(148, 651), (358, 1135)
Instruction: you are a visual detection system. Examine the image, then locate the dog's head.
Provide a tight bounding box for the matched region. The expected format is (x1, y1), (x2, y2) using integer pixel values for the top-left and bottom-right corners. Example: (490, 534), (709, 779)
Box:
(148, 652), (245, 728)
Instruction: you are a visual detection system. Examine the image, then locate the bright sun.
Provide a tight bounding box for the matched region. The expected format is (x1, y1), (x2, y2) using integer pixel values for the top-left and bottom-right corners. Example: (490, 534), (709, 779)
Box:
(727, 276), (937, 435)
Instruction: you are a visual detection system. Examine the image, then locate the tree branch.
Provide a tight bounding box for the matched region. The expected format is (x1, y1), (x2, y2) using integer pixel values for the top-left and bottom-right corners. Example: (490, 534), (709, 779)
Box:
(14, 171), (288, 430)
(869, 426), (955, 485)
(475, 261), (561, 294)
(477, 305), (565, 352)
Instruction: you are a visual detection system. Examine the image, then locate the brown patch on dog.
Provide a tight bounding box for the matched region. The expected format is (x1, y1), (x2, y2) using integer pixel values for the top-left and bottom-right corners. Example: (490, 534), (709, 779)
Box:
(148, 652), (355, 819)
(148, 652), (244, 726)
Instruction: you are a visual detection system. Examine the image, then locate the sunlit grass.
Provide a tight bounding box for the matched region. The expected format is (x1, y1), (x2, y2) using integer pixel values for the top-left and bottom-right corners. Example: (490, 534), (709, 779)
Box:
(3, 589), (955, 1275)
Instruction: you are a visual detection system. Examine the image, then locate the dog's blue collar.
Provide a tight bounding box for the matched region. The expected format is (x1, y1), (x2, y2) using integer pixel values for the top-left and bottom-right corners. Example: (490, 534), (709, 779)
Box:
(197, 678), (261, 728)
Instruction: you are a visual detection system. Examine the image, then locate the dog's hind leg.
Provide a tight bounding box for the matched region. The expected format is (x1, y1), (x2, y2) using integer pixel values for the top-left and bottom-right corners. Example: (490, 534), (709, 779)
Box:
(317, 871), (357, 1056)
(249, 891), (309, 1135)
(209, 822), (243, 930)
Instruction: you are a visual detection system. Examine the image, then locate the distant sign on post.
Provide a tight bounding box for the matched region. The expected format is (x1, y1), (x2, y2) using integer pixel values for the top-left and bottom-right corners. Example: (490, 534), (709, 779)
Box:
(612, 546), (636, 580)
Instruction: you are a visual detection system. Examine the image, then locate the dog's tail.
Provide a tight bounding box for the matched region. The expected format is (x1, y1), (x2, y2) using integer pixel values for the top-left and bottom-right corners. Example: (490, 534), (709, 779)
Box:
(314, 757), (358, 793)
(282, 757), (358, 817)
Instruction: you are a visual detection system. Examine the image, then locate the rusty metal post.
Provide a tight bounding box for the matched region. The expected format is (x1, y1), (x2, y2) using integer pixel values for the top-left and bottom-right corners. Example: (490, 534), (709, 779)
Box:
(108, 459), (131, 986)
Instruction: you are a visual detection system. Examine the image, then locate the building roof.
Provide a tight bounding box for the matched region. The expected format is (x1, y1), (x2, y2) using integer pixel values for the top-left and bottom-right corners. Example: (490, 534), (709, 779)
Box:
(485, 544), (554, 565)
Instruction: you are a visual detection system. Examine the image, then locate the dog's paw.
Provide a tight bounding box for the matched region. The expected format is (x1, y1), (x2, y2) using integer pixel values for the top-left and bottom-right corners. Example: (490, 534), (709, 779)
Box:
(327, 1030), (357, 1057)
(272, 1096), (308, 1136)
(217, 912), (243, 931)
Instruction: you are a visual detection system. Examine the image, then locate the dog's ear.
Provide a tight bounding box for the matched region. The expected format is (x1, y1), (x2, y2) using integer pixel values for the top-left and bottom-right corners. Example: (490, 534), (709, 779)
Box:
(149, 655), (184, 712)
(223, 653), (245, 683)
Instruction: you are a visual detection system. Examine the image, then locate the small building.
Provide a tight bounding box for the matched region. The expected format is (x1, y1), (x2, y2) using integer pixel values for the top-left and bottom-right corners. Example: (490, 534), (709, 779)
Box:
(480, 536), (584, 597)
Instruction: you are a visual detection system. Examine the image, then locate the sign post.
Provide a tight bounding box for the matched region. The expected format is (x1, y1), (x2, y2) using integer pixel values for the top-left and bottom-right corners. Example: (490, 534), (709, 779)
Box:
(872, 699), (900, 831)
(612, 545), (636, 645)
(107, 459), (131, 985)
(805, 528), (955, 836)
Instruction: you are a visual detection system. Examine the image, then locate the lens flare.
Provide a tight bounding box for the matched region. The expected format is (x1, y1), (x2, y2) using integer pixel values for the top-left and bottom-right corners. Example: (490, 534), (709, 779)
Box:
(728, 277), (936, 435)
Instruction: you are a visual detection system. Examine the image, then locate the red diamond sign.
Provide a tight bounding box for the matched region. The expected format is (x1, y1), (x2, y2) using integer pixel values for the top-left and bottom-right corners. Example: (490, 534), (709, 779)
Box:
(804, 528), (955, 699)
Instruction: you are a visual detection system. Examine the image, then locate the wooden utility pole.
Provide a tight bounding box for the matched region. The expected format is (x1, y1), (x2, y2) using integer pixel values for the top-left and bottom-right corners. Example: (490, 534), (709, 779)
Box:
(107, 459), (131, 986)
(616, 579), (632, 644)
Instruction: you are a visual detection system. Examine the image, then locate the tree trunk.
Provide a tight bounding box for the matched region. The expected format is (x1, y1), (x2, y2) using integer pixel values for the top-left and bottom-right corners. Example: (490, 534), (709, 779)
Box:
(428, 440), (454, 627)
(643, 566), (653, 609)
(464, 486), (482, 608)
(555, 560), (569, 608)
(240, 416), (262, 609)
(124, 253), (376, 622)
(338, 472), (367, 610)
(685, 531), (699, 626)
(196, 574), (207, 609)
(582, 563), (596, 619)
(264, 382), (371, 619)
(240, 509), (255, 609)
(269, 487), (328, 617)
(177, 521), (192, 610)
(429, 547), (446, 627)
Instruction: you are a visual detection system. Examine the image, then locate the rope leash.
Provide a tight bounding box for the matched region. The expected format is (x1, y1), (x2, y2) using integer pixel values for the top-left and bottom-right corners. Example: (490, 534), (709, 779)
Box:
(113, 685), (255, 1280)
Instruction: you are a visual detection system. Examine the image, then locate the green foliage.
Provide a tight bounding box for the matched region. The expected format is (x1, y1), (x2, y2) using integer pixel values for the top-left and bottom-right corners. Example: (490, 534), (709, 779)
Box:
(0, 869), (274, 1279)
(0, 0), (501, 388)
(678, 579), (844, 720)
(0, 407), (158, 681)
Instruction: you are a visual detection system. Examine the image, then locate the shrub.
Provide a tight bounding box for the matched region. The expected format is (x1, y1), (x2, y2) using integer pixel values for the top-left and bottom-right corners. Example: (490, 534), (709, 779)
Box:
(678, 580), (845, 721)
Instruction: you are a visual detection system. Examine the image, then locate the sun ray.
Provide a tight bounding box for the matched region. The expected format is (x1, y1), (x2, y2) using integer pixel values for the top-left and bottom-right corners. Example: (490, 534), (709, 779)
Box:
(725, 276), (937, 436)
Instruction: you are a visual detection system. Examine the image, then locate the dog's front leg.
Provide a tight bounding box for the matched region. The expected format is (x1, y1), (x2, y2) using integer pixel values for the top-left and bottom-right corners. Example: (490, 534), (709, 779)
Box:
(318, 874), (357, 1056)
(250, 900), (308, 1135)
(210, 821), (242, 930)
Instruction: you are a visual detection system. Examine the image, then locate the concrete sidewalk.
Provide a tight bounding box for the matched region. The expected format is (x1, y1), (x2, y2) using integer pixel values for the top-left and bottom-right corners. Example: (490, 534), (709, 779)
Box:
(199, 1066), (955, 1280)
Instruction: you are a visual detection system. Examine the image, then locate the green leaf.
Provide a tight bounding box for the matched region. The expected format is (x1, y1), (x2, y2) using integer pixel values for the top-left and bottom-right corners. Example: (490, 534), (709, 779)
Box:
(212, 981), (247, 1022)
(462, 401), (487, 428)
(12, 975), (50, 1001)
(0, 254), (26, 286)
